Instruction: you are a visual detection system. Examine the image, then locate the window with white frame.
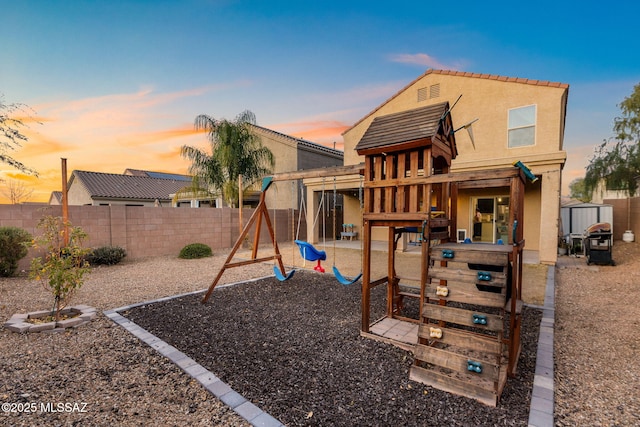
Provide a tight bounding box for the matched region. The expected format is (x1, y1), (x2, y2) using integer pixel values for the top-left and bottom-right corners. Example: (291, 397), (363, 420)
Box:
(508, 105), (536, 148)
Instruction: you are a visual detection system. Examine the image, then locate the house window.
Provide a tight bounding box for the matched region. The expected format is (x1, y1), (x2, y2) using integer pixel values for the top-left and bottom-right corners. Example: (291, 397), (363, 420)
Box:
(417, 87), (427, 102)
(508, 105), (536, 148)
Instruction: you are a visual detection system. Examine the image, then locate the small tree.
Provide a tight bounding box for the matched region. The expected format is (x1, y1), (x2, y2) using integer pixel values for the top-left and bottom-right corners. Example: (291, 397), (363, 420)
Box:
(1, 178), (34, 204)
(568, 178), (591, 202)
(584, 83), (640, 231)
(29, 216), (91, 320)
(584, 138), (640, 198)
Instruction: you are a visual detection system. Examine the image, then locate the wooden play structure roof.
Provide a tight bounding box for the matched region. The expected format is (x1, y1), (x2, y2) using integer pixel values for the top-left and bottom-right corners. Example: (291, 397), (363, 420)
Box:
(354, 102), (457, 158)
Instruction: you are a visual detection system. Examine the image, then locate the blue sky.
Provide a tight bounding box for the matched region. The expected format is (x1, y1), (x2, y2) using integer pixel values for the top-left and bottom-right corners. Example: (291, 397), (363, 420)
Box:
(2, 0), (639, 202)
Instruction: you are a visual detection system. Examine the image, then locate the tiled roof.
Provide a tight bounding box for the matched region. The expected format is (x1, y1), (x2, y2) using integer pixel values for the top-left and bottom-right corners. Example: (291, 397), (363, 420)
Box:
(428, 69), (569, 88)
(344, 68), (570, 135)
(49, 191), (63, 203)
(251, 124), (344, 158)
(71, 170), (191, 201)
(124, 169), (191, 181)
(355, 102), (450, 153)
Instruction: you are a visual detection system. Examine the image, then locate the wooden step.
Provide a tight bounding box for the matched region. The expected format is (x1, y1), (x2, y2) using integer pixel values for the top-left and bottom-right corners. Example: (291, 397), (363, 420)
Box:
(424, 282), (506, 308)
(422, 303), (504, 332)
(417, 324), (502, 355)
(414, 343), (501, 382)
(430, 244), (510, 265)
(429, 265), (507, 286)
(409, 363), (506, 407)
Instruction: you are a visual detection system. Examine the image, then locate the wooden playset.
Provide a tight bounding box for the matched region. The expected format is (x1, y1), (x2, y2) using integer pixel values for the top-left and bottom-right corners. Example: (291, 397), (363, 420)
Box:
(355, 102), (526, 406)
(203, 102), (529, 406)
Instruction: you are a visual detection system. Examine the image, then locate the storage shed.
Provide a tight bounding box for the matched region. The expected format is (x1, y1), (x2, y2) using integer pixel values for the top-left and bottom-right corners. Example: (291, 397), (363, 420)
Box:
(560, 200), (613, 237)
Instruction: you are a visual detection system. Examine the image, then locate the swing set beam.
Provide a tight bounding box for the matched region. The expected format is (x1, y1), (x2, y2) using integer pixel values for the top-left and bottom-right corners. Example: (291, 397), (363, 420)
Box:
(202, 165), (365, 303)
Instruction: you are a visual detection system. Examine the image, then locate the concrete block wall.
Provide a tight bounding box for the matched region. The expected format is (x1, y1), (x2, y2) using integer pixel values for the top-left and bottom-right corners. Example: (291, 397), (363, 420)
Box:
(0, 204), (297, 271)
(604, 197), (640, 240)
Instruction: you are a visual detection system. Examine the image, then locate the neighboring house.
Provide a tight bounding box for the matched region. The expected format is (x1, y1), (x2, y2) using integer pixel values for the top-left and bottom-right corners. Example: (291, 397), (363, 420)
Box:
(304, 69), (569, 265)
(51, 125), (343, 209)
(48, 191), (63, 205)
(249, 124), (343, 210)
(171, 124), (344, 209)
(63, 170), (192, 207)
(589, 178), (640, 204)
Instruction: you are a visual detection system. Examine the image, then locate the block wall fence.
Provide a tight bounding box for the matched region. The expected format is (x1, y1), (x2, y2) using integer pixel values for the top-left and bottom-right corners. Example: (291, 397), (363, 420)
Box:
(0, 204), (301, 271)
(604, 197), (640, 240)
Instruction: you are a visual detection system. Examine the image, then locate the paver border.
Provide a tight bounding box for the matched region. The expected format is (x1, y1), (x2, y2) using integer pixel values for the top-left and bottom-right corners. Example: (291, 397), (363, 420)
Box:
(527, 265), (555, 427)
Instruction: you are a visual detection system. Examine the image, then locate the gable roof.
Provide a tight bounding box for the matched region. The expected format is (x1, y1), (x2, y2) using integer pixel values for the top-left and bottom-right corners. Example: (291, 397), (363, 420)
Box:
(344, 68), (570, 135)
(70, 170), (191, 201)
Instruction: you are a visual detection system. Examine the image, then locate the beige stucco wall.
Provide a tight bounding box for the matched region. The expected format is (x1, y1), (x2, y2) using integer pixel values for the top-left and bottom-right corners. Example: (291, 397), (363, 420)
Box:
(247, 127), (300, 210)
(342, 70), (568, 264)
(67, 179), (95, 205)
(343, 72), (567, 168)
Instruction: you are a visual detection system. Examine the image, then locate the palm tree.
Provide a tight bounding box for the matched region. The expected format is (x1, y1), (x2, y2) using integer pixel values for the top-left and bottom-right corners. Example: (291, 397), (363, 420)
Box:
(180, 110), (274, 207)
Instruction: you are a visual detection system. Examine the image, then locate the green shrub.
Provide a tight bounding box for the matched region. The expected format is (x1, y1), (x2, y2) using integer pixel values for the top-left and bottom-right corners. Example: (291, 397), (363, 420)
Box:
(86, 246), (127, 265)
(179, 243), (212, 259)
(0, 226), (32, 277)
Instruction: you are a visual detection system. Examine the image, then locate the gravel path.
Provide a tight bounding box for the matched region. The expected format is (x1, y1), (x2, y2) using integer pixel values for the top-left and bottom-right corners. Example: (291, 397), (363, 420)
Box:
(554, 241), (640, 426)
(1, 241), (637, 426)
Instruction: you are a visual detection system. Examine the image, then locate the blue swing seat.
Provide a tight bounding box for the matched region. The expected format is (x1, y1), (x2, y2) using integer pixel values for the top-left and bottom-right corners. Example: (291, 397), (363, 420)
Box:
(294, 240), (327, 273)
(274, 266), (295, 281)
(332, 266), (362, 286)
(294, 240), (327, 261)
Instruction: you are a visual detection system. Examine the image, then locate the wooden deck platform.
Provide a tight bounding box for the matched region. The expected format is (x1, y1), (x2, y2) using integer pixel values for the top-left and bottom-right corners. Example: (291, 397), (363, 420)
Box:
(361, 317), (418, 353)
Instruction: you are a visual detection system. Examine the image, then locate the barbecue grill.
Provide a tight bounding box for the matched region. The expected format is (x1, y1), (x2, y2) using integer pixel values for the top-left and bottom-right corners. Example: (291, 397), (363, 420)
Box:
(585, 222), (614, 266)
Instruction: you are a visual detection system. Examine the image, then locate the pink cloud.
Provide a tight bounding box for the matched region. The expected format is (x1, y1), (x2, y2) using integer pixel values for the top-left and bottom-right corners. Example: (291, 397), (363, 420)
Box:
(388, 53), (459, 70)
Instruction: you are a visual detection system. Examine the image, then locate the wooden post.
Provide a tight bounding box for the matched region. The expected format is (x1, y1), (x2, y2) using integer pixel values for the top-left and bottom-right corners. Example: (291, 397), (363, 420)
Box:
(238, 174), (243, 234)
(61, 158), (69, 246)
(361, 219), (372, 332)
(387, 226), (395, 317)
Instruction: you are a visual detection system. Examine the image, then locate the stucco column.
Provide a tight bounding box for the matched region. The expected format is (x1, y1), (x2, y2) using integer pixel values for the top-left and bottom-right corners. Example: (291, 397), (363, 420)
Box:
(539, 167), (561, 264)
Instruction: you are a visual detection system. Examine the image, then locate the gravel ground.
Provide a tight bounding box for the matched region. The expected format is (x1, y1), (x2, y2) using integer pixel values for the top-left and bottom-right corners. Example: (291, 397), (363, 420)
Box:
(554, 241), (640, 427)
(1, 240), (637, 426)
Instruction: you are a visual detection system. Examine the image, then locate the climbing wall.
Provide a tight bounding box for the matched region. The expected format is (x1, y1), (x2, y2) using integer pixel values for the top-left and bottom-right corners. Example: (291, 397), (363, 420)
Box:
(409, 242), (520, 406)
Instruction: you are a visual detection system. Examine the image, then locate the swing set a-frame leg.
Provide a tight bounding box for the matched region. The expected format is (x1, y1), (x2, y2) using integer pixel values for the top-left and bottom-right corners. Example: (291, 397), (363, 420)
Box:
(201, 189), (288, 303)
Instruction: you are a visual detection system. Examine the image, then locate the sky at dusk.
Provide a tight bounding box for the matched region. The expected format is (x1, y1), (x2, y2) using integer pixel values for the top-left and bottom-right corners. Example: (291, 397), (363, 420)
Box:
(2, 0), (640, 203)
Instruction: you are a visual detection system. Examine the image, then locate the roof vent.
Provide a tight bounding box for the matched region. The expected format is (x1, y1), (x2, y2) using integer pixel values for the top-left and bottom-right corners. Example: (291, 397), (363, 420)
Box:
(429, 83), (440, 99)
(417, 87), (427, 102)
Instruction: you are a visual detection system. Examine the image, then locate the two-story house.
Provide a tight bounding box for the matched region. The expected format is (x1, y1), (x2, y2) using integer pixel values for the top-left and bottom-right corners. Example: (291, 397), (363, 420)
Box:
(303, 69), (569, 264)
